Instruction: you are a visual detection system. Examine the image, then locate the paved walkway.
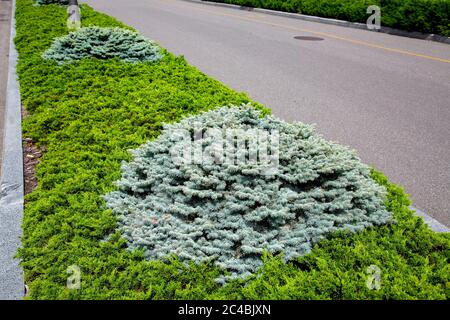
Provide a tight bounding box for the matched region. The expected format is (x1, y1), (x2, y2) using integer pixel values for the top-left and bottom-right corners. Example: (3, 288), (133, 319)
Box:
(0, 0), (24, 300)
(84, 0), (450, 226)
(0, 0), (12, 177)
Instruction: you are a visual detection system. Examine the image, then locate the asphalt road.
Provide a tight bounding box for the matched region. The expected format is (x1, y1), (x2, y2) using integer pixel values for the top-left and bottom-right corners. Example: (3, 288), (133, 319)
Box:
(83, 0), (450, 226)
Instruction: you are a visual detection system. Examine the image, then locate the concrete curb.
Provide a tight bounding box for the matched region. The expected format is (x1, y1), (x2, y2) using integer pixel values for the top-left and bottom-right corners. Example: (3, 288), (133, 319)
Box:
(0, 0), (25, 300)
(411, 206), (450, 233)
(183, 0), (450, 45)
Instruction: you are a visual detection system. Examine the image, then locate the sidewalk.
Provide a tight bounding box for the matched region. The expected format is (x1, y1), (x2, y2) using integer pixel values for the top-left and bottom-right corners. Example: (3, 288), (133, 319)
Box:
(0, 0), (24, 300)
(0, 0), (12, 176)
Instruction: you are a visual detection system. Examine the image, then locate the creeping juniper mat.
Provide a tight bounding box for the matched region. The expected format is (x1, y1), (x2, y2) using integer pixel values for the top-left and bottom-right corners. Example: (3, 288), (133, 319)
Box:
(17, 0), (448, 298)
(105, 106), (392, 280)
(43, 26), (164, 64)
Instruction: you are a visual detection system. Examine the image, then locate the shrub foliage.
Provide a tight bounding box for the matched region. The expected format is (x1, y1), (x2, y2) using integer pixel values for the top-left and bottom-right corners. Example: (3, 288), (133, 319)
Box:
(106, 106), (391, 280)
(207, 0), (450, 37)
(15, 0), (449, 299)
(43, 27), (164, 64)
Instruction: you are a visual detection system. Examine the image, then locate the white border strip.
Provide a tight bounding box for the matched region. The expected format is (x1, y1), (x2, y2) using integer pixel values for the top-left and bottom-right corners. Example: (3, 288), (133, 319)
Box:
(183, 0), (450, 45)
(0, 0), (24, 300)
(411, 206), (450, 233)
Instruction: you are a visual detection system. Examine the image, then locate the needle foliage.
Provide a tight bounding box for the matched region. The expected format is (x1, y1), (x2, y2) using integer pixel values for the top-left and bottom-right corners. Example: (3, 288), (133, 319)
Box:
(43, 27), (164, 65)
(15, 0), (449, 299)
(106, 106), (392, 281)
(207, 0), (450, 37)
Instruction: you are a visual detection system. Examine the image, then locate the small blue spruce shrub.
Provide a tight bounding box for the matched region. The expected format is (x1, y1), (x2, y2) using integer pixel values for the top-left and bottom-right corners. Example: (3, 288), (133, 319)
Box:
(105, 105), (392, 281)
(43, 27), (164, 65)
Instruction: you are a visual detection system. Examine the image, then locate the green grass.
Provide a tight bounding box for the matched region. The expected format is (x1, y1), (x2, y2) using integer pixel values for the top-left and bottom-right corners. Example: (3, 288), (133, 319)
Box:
(16, 0), (449, 299)
(207, 0), (450, 37)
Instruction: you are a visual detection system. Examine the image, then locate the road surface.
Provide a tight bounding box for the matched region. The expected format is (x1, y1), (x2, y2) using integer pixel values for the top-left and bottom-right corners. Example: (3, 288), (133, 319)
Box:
(83, 0), (450, 226)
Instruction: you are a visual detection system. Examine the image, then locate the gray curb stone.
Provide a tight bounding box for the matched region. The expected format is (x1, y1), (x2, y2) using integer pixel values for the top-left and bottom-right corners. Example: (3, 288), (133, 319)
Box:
(0, 0), (24, 300)
(411, 206), (450, 233)
(183, 0), (450, 45)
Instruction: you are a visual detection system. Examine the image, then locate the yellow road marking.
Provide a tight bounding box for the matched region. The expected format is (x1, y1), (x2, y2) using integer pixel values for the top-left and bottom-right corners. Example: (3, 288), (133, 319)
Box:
(182, 1), (450, 64)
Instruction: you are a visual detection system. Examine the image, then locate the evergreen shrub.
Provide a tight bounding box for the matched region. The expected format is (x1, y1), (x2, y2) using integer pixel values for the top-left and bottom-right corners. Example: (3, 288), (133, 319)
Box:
(15, 0), (449, 299)
(106, 106), (392, 280)
(207, 0), (450, 37)
(43, 26), (164, 64)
